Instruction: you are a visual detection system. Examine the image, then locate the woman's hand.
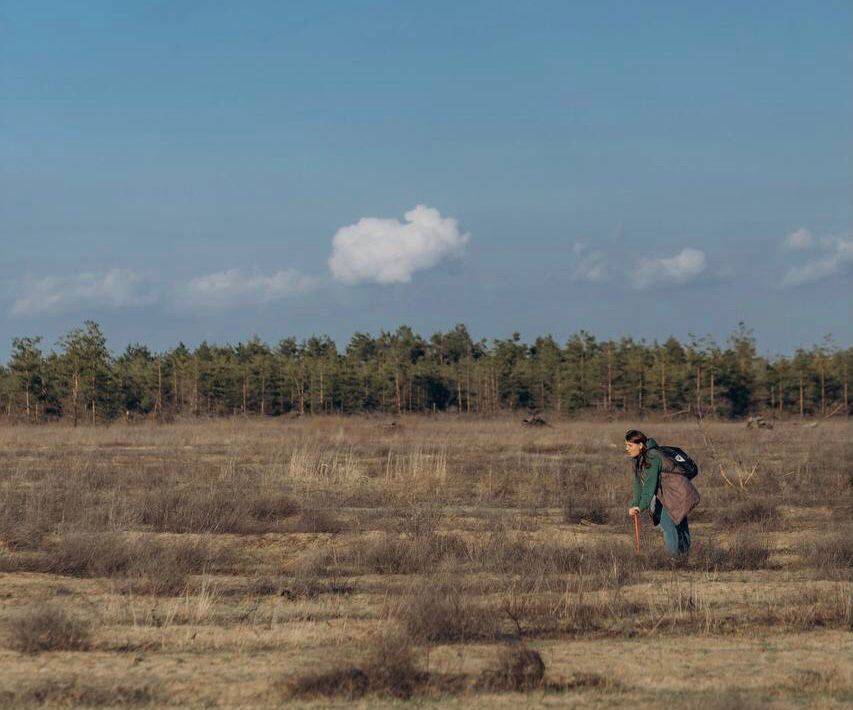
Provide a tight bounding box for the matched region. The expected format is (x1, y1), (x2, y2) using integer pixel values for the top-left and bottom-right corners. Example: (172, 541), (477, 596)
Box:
(627, 506), (640, 517)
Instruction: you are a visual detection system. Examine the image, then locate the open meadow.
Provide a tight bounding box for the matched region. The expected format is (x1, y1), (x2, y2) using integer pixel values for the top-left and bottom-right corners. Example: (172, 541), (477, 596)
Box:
(0, 416), (851, 708)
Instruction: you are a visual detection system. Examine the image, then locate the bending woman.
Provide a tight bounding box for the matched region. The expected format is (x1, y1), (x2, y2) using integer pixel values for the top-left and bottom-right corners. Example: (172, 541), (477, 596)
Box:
(625, 429), (692, 556)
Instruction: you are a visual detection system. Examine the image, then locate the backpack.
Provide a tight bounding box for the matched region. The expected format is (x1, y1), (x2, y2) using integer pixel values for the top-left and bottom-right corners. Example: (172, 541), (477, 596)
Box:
(656, 445), (700, 480)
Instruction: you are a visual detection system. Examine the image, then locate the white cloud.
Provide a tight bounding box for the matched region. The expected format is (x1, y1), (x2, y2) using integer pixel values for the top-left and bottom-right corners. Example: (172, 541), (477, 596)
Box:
(570, 242), (608, 283)
(631, 248), (707, 290)
(783, 228), (815, 251)
(328, 204), (469, 285)
(11, 269), (155, 317)
(781, 236), (853, 288)
(182, 268), (318, 308)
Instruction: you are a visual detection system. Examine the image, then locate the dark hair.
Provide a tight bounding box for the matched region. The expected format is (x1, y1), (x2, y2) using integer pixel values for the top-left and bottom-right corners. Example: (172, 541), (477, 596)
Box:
(625, 429), (649, 470)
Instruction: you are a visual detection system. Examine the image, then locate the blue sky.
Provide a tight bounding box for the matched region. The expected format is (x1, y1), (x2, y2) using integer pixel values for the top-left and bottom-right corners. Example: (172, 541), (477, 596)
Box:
(2, 1), (850, 358)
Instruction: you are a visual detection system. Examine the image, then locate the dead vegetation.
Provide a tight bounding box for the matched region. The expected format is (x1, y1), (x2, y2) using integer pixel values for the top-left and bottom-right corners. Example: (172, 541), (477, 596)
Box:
(5, 604), (92, 654)
(0, 417), (850, 706)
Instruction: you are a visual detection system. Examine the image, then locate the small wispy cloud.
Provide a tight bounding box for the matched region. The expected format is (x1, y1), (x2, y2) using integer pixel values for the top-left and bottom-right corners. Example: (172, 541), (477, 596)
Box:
(781, 235), (853, 288)
(570, 242), (609, 283)
(182, 268), (318, 308)
(631, 248), (707, 290)
(328, 204), (469, 285)
(11, 269), (156, 317)
(782, 228), (815, 251)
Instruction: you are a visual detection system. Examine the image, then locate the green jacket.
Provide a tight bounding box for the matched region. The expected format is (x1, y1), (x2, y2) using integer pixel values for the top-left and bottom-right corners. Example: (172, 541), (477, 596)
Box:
(630, 438), (662, 511)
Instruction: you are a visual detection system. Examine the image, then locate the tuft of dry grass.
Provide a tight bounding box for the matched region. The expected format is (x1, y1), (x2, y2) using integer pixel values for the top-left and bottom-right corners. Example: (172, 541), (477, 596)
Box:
(5, 604), (92, 654)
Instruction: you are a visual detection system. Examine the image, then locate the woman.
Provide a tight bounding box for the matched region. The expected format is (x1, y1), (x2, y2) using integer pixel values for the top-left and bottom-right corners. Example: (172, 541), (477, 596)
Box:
(625, 429), (693, 556)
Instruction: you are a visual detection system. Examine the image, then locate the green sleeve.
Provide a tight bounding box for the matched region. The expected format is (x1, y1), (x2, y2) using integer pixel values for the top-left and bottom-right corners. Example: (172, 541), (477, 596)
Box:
(631, 473), (641, 507)
(636, 453), (662, 511)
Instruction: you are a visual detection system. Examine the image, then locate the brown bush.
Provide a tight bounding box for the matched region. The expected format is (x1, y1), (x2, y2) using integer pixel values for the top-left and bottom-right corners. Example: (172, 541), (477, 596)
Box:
(284, 631), (424, 700)
(714, 499), (778, 527)
(0, 677), (158, 706)
(141, 487), (255, 533)
(477, 644), (545, 692)
(690, 533), (773, 571)
(47, 534), (225, 595)
(341, 532), (468, 574)
(249, 494), (300, 521)
(287, 508), (346, 534)
(5, 604), (92, 654)
(397, 574), (500, 643)
(477, 533), (636, 578)
(797, 533), (853, 579)
(562, 499), (609, 525)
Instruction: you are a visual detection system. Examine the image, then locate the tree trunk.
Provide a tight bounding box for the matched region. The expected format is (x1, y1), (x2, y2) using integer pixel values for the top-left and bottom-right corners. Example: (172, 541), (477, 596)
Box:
(710, 372), (715, 414)
(799, 374), (804, 418)
(72, 371), (80, 427)
(695, 366), (701, 415)
(156, 360), (162, 419)
(606, 344), (613, 412)
(638, 372), (643, 412)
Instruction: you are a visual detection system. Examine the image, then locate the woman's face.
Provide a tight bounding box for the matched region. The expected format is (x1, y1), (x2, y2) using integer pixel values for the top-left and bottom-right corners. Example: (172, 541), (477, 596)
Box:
(624, 440), (644, 458)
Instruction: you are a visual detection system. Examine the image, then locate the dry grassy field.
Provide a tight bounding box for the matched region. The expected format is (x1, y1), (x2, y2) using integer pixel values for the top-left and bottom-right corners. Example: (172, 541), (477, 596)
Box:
(0, 416), (851, 708)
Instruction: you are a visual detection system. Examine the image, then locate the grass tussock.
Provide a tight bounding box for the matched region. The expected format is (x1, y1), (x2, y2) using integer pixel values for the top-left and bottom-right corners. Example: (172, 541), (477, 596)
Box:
(5, 604), (92, 654)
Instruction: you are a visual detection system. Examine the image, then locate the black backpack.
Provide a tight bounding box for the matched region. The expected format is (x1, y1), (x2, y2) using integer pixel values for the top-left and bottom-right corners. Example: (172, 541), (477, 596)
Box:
(656, 445), (700, 480)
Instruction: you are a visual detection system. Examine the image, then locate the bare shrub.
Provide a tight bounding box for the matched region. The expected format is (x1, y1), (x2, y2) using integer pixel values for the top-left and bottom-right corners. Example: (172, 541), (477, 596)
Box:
(289, 546), (332, 578)
(690, 533), (773, 571)
(798, 533), (853, 578)
(286, 667), (370, 700)
(288, 508), (346, 534)
(249, 495), (300, 521)
(341, 532), (468, 574)
(141, 487), (253, 533)
(562, 499), (609, 525)
(47, 534), (224, 595)
(284, 631), (424, 700)
(0, 677), (158, 706)
(48, 533), (136, 577)
(5, 604), (92, 654)
(714, 499), (778, 527)
(478, 533), (635, 579)
(397, 574), (499, 642)
(477, 644), (545, 691)
(246, 575), (354, 599)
